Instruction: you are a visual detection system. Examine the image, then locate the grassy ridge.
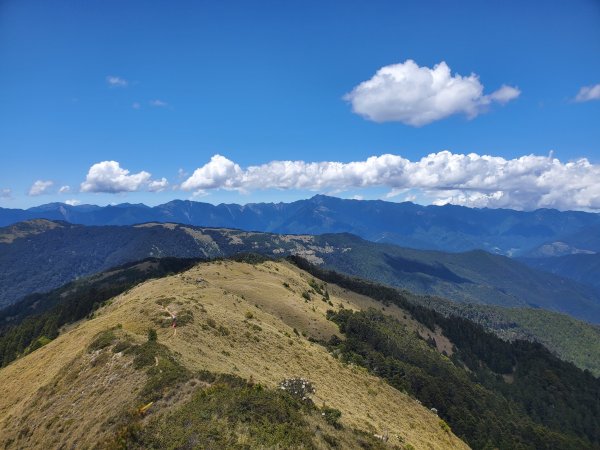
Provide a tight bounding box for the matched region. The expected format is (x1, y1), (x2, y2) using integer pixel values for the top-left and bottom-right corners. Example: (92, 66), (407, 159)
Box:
(0, 257), (202, 367)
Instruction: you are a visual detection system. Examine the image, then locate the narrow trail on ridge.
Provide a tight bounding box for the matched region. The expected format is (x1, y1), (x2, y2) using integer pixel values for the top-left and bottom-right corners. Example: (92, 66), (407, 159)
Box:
(162, 306), (177, 338)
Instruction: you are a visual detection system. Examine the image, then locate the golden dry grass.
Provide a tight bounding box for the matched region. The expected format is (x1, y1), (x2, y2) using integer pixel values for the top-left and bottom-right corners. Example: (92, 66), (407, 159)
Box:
(0, 260), (469, 449)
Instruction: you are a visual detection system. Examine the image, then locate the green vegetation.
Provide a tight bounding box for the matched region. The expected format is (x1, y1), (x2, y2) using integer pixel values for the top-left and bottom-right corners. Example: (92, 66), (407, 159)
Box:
(305, 233), (600, 323)
(321, 406), (342, 428)
(290, 253), (600, 375)
(286, 257), (600, 448)
(87, 330), (117, 352)
(327, 308), (599, 449)
(109, 373), (388, 450)
(426, 301), (600, 375)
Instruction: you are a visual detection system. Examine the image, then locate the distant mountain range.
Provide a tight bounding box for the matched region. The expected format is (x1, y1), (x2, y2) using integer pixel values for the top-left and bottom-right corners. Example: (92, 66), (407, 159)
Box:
(2, 195), (600, 255)
(2, 219), (600, 323)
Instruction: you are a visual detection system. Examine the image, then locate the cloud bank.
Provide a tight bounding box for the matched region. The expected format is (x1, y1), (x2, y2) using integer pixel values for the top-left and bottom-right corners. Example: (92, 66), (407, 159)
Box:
(344, 60), (520, 126)
(181, 152), (600, 211)
(575, 83), (600, 102)
(80, 161), (168, 193)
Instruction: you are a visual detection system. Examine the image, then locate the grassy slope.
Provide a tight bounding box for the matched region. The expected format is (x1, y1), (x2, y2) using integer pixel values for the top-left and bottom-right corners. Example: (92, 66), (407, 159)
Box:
(0, 260), (467, 450)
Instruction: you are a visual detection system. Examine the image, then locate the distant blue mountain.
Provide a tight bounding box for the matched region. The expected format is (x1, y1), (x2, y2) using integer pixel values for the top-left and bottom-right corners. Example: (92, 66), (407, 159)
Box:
(2, 195), (599, 255)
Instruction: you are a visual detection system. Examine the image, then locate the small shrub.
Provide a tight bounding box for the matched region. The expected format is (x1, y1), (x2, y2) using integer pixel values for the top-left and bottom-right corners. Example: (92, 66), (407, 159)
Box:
(88, 330), (116, 352)
(112, 340), (132, 354)
(29, 335), (52, 352)
(278, 378), (315, 402)
(91, 351), (110, 367)
(177, 309), (194, 326)
(142, 354), (190, 400)
(206, 318), (217, 328)
(321, 406), (342, 428)
(245, 311), (254, 320)
(197, 370), (217, 383)
(147, 329), (158, 342)
(322, 433), (340, 448)
(439, 419), (451, 433)
(132, 342), (159, 369)
(308, 279), (325, 295)
(302, 291), (311, 301)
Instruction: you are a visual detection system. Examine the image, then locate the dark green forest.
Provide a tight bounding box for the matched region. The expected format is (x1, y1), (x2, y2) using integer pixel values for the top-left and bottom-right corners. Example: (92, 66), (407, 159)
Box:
(289, 256), (600, 449)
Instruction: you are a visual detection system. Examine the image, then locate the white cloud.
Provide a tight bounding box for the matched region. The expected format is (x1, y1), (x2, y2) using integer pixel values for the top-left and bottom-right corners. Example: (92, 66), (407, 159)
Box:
(344, 60), (520, 126)
(181, 152), (600, 211)
(148, 178), (169, 192)
(149, 99), (168, 107)
(80, 161), (167, 193)
(575, 83), (600, 102)
(181, 155), (243, 191)
(65, 199), (81, 206)
(0, 188), (11, 199)
(59, 185), (70, 194)
(106, 75), (128, 87)
(132, 102), (141, 109)
(488, 85), (521, 104)
(28, 180), (54, 196)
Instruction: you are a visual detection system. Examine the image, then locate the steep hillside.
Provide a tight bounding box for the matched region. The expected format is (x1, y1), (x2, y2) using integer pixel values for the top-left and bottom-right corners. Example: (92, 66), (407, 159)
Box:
(3, 220), (600, 324)
(311, 234), (600, 322)
(401, 293), (600, 375)
(2, 195), (599, 254)
(0, 260), (467, 450)
(0, 220), (323, 306)
(2, 259), (599, 449)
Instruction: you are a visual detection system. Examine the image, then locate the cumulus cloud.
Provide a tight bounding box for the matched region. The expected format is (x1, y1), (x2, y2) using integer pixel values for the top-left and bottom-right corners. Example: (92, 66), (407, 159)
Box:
(65, 199), (81, 206)
(344, 60), (520, 126)
(181, 152), (600, 211)
(181, 155), (243, 191)
(80, 161), (167, 193)
(59, 185), (70, 194)
(28, 180), (54, 196)
(148, 178), (169, 192)
(0, 188), (11, 199)
(106, 75), (128, 87)
(575, 83), (600, 102)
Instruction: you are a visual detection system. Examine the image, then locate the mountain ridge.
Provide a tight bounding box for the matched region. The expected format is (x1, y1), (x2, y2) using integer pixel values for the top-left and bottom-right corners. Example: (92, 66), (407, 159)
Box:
(3, 195), (600, 255)
(2, 258), (599, 449)
(2, 219), (600, 324)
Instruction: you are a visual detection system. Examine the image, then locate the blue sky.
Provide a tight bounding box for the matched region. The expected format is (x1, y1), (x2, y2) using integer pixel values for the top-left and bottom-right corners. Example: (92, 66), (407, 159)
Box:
(1, 0), (599, 209)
